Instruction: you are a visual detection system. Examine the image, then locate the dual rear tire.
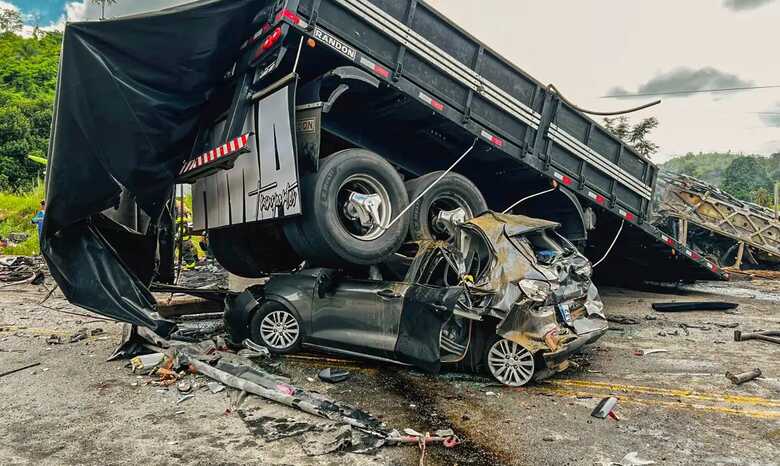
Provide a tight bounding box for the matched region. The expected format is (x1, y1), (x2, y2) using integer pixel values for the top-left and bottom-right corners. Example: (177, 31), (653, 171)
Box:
(212, 149), (488, 274)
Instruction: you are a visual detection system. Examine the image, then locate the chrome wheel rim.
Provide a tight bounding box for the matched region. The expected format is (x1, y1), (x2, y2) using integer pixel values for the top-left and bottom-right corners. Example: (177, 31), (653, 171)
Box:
(429, 195), (472, 241)
(259, 310), (300, 350)
(487, 339), (535, 387)
(337, 174), (391, 241)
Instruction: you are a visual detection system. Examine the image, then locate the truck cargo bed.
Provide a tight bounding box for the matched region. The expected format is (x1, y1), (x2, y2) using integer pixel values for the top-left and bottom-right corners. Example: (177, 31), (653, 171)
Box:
(283, 0), (726, 280)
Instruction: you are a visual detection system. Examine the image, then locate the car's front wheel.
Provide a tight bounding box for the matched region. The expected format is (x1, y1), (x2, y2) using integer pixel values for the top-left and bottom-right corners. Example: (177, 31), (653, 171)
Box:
(485, 337), (536, 387)
(250, 301), (302, 354)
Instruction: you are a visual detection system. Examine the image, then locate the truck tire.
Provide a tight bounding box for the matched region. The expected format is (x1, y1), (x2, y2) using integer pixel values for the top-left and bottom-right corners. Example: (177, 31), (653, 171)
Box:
(283, 149), (410, 266)
(405, 171), (487, 241)
(210, 223), (301, 278)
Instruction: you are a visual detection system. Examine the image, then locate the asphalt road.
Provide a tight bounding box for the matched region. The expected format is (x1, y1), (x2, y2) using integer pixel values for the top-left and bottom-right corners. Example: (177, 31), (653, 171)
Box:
(1, 278), (779, 465)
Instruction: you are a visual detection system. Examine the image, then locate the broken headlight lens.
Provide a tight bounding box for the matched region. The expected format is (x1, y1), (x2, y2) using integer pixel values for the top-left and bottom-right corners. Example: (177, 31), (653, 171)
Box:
(517, 279), (552, 302)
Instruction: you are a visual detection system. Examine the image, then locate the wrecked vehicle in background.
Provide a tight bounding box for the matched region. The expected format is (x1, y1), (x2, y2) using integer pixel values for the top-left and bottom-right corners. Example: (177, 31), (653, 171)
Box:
(225, 212), (607, 386)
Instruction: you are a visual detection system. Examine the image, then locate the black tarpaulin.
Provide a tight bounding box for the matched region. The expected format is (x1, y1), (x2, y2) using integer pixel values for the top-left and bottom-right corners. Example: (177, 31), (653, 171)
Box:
(43, 0), (270, 332)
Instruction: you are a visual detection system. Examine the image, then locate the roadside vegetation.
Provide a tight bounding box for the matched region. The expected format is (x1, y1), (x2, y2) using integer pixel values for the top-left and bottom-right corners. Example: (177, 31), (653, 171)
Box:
(0, 183), (43, 255)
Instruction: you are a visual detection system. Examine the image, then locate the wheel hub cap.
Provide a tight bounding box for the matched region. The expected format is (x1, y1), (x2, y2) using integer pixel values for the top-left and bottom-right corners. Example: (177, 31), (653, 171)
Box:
(260, 310), (300, 350)
(487, 339), (535, 387)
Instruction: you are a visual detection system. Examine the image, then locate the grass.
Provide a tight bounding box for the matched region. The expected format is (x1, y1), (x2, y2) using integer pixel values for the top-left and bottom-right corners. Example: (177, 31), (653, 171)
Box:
(0, 184), (44, 256)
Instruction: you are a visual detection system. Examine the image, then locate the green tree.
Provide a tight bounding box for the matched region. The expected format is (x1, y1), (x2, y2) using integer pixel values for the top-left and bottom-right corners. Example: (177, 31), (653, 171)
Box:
(721, 156), (772, 204)
(0, 32), (61, 191)
(603, 116), (659, 158)
(0, 8), (22, 34)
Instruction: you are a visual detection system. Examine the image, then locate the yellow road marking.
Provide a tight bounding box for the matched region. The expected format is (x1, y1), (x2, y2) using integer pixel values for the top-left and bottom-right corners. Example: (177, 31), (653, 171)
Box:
(540, 387), (780, 420)
(550, 379), (780, 408)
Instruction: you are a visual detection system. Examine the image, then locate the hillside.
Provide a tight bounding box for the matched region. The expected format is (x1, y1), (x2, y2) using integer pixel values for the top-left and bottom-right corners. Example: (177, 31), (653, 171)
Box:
(662, 152), (780, 206)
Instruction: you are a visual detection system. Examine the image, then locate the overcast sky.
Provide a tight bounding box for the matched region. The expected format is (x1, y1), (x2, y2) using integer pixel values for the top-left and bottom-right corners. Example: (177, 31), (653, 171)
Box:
(3, 0), (779, 161)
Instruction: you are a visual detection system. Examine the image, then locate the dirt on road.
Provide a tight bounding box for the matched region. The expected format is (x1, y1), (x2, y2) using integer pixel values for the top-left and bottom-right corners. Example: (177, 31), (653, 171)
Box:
(1, 277), (779, 465)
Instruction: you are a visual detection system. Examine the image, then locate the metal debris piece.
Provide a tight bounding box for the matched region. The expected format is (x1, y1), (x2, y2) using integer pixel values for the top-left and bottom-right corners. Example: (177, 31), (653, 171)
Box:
(633, 349), (669, 356)
(0, 362), (40, 378)
(207, 381), (225, 393)
(176, 394), (195, 404)
(620, 451), (655, 465)
(591, 396), (618, 419)
(607, 315), (640, 325)
(726, 368), (762, 385)
(242, 339), (271, 358)
(130, 353), (166, 373)
(652, 302), (738, 312)
(69, 329), (88, 343)
(177, 381), (192, 393)
(90, 328), (104, 336)
(734, 330), (780, 345)
(318, 368), (351, 383)
(46, 335), (63, 345)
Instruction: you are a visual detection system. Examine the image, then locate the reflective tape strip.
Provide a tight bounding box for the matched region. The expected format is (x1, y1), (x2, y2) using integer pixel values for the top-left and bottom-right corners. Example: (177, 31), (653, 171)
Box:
(330, 0), (655, 201)
(418, 92), (444, 111)
(480, 130), (503, 147)
(661, 234), (674, 246)
(587, 191), (606, 205)
(553, 171), (573, 186)
(335, 0), (541, 129)
(180, 133), (251, 176)
(618, 209), (635, 222)
(549, 125), (652, 199)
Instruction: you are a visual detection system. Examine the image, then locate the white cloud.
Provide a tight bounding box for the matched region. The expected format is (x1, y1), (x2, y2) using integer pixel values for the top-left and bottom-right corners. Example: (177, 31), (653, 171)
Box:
(0, 0), (19, 11)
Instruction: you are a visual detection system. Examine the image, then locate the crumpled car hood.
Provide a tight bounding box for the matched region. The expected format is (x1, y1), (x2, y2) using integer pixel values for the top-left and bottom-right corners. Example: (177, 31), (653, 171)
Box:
(455, 212), (606, 354)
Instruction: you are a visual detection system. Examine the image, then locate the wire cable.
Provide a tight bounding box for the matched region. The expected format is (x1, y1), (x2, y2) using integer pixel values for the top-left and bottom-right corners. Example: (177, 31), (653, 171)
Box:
(602, 84), (780, 99)
(547, 84), (661, 116)
(502, 186), (558, 214)
(592, 219), (625, 268)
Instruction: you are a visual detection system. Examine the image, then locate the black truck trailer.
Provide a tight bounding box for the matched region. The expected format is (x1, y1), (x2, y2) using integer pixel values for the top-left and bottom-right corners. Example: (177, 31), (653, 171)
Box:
(43, 0), (724, 333)
(176, 0), (725, 283)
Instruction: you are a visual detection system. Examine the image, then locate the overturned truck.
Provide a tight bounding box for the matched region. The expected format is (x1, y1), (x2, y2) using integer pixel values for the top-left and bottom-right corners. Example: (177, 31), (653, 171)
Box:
(43, 0), (719, 384)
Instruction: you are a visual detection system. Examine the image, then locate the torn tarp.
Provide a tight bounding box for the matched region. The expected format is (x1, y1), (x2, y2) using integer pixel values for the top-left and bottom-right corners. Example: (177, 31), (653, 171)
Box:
(42, 0), (272, 331)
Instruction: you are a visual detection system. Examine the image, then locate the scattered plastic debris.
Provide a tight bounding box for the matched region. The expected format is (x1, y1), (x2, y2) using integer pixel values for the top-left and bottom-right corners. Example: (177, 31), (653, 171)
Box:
(620, 451), (655, 465)
(318, 368), (351, 383)
(591, 396), (619, 420)
(207, 382), (225, 394)
(130, 353), (166, 374)
(726, 368), (762, 385)
(633, 349), (669, 356)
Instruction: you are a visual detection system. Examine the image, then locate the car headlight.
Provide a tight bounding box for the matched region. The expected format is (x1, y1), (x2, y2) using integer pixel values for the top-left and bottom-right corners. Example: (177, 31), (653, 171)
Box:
(518, 279), (552, 302)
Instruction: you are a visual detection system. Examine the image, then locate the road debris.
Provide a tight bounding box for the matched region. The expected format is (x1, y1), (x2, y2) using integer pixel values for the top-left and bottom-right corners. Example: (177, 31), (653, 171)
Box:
(0, 362), (40, 379)
(734, 329), (780, 345)
(130, 353), (166, 374)
(69, 329), (88, 343)
(207, 381), (225, 393)
(176, 394), (195, 404)
(607, 315), (641, 325)
(652, 302), (738, 312)
(591, 396), (619, 420)
(620, 451), (655, 465)
(633, 349), (669, 356)
(726, 368), (762, 385)
(318, 368), (351, 383)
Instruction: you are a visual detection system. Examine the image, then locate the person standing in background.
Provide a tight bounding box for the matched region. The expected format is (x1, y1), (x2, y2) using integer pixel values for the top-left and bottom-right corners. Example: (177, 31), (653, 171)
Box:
(31, 200), (45, 240)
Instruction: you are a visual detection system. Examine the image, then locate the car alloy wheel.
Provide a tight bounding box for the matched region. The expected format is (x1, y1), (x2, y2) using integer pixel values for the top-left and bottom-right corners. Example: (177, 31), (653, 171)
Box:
(259, 310), (300, 350)
(487, 338), (535, 386)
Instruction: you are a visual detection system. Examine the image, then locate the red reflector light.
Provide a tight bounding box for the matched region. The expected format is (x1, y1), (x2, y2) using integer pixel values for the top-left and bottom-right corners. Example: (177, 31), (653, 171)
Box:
(276, 8), (301, 24)
(561, 175), (573, 186)
(666, 238), (674, 246)
(595, 194), (605, 204)
(260, 27), (282, 52)
(373, 64), (390, 79)
(625, 212), (635, 221)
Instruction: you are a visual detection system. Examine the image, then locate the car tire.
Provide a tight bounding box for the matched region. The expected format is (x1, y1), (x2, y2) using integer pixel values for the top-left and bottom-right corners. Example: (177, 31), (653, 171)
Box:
(405, 171), (487, 241)
(250, 301), (302, 354)
(210, 223), (302, 278)
(483, 335), (536, 387)
(283, 149), (410, 266)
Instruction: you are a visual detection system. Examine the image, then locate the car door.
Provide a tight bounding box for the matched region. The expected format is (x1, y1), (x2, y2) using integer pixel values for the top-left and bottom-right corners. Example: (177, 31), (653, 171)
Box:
(308, 279), (412, 359)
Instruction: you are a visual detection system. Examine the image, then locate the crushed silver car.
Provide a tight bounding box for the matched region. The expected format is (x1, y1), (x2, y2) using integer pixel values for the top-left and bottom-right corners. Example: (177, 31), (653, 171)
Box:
(225, 212), (607, 386)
